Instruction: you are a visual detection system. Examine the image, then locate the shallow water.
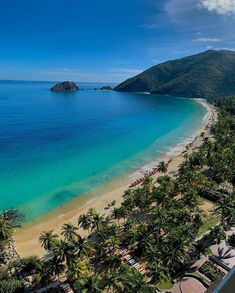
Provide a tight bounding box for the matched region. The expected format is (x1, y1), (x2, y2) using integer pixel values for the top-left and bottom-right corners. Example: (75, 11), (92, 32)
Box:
(0, 81), (206, 220)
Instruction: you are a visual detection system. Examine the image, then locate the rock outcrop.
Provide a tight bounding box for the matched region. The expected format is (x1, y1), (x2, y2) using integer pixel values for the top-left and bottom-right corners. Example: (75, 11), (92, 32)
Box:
(50, 81), (79, 92)
(100, 86), (112, 91)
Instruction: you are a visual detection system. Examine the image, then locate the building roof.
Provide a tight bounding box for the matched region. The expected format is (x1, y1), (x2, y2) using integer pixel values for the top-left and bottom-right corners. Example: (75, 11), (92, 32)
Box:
(213, 266), (235, 293)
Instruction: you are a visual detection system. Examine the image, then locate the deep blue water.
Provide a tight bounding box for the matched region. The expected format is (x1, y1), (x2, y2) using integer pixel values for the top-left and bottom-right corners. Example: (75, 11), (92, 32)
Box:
(0, 81), (206, 220)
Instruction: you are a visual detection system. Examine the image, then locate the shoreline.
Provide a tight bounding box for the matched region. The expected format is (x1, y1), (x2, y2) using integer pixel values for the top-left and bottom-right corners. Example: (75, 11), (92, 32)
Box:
(14, 98), (217, 257)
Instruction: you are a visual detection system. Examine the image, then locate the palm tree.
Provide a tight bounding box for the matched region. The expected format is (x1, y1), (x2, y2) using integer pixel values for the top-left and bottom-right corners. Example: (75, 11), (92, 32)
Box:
(53, 239), (73, 266)
(149, 260), (170, 284)
(142, 176), (154, 195)
(133, 188), (150, 210)
(61, 222), (78, 242)
(192, 238), (211, 259)
(67, 259), (90, 282)
(83, 276), (101, 293)
(87, 207), (97, 217)
(74, 276), (101, 293)
(155, 175), (172, 186)
(168, 224), (195, 248)
(39, 230), (58, 251)
(103, 253), (121, 273)
(182, 189), (200, 210)
(78, 214), (92, 233)
(153, 176), (175, 208)
(163, 245), (185, 272)
(123, 218), (136, 233)
(157, 161), (168, 174)
(134, 232), (152, 257)
(45, 256), (65, 277)
(152, 206), (165, 247)
(72, 235), (92, 258)
(0, 220), (13, 242)
(179, 171), (207, 191)
(112, 207), (124, 226)
(178, 161), (191, 175)
(91, 213), (105, 232)
(106, 234), (120, 252)
(116, 205), (130, 221)
(103, 273), (124, 292)
(145, 243), (161, 263)
(208, 225), (226, 244)
(189, 151), (205, 169)
(123, 189), (133, 199)
(192, 213), (204, 233)
(120, 265), (156, 292)
(95, 223), (118, 251)
(215, 193), (235, 226)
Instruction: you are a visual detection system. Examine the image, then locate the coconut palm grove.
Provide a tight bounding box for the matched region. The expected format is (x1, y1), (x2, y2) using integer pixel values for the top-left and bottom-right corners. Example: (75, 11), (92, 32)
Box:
(0, 96), (234, 292)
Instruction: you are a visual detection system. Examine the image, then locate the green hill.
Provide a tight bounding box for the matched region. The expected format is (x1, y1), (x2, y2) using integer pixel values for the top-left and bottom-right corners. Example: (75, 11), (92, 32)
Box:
(114, 50), (235, 100)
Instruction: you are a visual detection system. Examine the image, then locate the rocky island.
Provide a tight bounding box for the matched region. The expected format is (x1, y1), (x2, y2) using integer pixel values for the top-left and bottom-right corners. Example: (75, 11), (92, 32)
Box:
(50, 81), (79, 92)
(100, 85), (113, 91)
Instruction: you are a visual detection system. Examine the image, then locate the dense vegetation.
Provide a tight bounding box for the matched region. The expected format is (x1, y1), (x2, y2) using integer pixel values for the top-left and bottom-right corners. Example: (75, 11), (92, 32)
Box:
(0, 209), (24, 247)
(0, 97), (234, 292)
(115, 50), (235, 101)
(0, 210), (24, 293)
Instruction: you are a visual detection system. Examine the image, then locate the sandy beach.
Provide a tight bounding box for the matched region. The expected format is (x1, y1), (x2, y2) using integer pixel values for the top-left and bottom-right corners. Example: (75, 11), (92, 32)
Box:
(14, 99), (217, 257)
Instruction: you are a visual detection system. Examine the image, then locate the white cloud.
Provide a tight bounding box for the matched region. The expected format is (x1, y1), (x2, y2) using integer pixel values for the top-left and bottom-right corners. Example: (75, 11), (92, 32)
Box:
(164, 0), (198, 23)
(200, 0), (235, 15)
(193, 37), (220, 42)
(206, 46), (235, 50)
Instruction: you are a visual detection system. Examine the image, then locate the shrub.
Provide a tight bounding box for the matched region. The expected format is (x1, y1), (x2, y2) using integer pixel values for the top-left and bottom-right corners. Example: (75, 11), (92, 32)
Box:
(0, 279), (24, 293)
(0, 267), (8, 281)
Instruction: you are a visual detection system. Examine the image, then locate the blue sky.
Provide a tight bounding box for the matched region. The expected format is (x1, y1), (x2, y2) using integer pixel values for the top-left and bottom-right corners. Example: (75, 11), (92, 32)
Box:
(1, 0), (235, 82)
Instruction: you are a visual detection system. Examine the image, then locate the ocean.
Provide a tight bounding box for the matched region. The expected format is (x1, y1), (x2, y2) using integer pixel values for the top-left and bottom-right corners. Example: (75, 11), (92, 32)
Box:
(0, 81), (206, 221)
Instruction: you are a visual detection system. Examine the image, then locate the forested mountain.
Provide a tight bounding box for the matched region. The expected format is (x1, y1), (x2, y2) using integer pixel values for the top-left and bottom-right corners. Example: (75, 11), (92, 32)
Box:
(115, 50), (235, 100)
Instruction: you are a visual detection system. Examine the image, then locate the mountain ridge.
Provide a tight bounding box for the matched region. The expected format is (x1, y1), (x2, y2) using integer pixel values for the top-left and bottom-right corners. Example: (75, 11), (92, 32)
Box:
(114, 50), (235, 100)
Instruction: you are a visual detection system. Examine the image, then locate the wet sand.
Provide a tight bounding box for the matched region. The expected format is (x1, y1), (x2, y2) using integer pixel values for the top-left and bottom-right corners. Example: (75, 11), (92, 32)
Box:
(14, 99), (217, 257)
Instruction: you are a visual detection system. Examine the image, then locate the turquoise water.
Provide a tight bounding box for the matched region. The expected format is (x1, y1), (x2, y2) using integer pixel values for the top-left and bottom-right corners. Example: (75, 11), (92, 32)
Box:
(0, 81), (206, 221)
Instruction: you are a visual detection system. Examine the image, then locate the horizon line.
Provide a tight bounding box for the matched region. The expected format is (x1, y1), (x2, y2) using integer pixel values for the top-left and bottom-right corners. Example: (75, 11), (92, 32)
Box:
(0, 79), (118, 84)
